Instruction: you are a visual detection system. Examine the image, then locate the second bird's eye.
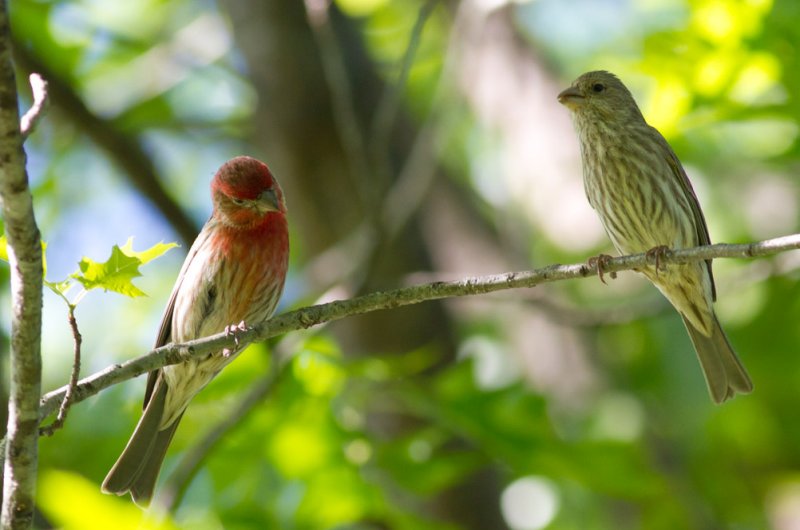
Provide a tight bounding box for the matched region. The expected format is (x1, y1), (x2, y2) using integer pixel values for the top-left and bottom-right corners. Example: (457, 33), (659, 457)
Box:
(231, 198), (246, 206)
(592, 83), (605, 93)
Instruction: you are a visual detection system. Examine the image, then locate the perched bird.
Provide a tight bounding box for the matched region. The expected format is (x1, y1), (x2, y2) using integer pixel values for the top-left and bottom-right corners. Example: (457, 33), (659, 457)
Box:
(102, 156), (290, 505)
(558, 70), (752, 403)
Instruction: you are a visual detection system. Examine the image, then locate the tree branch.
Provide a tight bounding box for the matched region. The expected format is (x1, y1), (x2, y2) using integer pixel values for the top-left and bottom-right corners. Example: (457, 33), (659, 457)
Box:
(0, 3), (43, 527)
(19, 74), (47, 139)
(35, 233), (800, 424)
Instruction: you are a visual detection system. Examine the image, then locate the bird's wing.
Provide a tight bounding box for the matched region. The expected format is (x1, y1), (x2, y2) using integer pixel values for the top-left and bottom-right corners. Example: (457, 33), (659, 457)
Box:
(143, 221), (213, 407)
(662, 140), (716, 301)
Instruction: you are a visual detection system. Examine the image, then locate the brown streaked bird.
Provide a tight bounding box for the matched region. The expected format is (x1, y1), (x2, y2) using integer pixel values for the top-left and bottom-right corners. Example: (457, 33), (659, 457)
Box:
(558, 70), (752, 403)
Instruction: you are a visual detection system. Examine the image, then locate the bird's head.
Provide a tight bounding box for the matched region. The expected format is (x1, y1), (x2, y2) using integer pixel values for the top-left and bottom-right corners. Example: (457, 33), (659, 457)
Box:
(557, 70), (644, 123)
(211, 156), (286, 228)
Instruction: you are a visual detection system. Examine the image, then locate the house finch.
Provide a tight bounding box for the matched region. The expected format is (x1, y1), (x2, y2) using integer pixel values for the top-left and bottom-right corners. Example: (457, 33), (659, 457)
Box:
(102, 156), (290, 505)
(558, 71), (752, 403)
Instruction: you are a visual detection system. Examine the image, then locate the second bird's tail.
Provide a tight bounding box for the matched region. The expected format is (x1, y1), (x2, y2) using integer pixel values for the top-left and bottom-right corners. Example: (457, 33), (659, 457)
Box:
(683, 314), (753, 404)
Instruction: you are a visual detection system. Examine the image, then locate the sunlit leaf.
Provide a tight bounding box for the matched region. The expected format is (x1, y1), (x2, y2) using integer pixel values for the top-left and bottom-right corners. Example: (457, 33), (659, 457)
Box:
(38, 470), (178, 530)
(118, 237), (178, 266)
(71, 239), (177, 298)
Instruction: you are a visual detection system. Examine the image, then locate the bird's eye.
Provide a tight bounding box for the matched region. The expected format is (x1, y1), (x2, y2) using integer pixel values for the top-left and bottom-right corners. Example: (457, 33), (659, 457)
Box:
(592, 83), (605, 93)
(231, 198), (246, 206)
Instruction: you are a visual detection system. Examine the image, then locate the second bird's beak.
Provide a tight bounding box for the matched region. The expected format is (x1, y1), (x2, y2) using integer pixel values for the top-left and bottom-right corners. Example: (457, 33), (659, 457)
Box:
(557, 86), (584, 109)
(256, 188), (282, 213)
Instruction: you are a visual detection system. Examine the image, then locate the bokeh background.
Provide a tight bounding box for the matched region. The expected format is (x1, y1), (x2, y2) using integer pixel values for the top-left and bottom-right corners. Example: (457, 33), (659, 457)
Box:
(4, 0), (800, 528)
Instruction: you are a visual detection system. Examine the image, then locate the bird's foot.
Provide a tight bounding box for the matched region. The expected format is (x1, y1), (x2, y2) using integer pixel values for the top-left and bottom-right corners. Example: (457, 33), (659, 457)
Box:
(222, 321), (248, 358)
(646, 245), (671, 276)
(587, 253), (616, 284)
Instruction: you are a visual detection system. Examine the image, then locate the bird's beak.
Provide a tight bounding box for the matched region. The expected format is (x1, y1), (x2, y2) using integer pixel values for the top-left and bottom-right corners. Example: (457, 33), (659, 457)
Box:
(557, 86), (584, 108)
(257, 188), (281, 213)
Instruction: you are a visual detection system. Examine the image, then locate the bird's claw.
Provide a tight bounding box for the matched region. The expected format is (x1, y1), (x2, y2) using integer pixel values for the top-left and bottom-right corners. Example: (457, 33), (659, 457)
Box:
(587, 254), (615, 284)
(646, 245), (671, 277)
(223, 321), (248, 358)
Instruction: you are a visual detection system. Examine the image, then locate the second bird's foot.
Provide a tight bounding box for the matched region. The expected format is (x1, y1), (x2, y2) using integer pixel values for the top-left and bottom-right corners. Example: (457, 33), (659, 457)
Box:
(587, 254), (616, 284)
(646, 245), (671, 276)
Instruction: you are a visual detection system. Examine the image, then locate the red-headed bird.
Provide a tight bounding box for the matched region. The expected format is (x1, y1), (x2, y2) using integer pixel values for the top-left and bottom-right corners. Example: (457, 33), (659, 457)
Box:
(102, 156), (290, 505)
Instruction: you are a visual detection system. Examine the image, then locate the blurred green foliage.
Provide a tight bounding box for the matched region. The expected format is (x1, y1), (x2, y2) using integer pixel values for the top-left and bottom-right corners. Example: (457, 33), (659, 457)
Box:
(6, 0), (800, 529)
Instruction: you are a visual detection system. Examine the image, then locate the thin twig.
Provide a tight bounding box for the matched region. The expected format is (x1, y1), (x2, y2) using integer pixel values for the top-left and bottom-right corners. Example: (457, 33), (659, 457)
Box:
(19, 73), (47, 138)
(303, 0), (374, 209)
(370, 0), (439, 187)
(31, 233), (800, 425)
(347, 1), (457, 289)
(38, 305), (82, 436)
(373, 1), (472, 244)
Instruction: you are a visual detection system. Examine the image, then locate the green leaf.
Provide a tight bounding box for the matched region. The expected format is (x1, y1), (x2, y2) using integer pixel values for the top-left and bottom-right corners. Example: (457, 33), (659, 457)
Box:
(44, 279), (74, 297)
(71, 238), (178, 298)
(118, 237), (178, 265)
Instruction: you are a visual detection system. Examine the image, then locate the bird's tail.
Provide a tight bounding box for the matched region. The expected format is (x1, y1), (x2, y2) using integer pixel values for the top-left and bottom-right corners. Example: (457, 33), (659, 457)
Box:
(682, 314), (753, 404)
(101, 380), (183, 507)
